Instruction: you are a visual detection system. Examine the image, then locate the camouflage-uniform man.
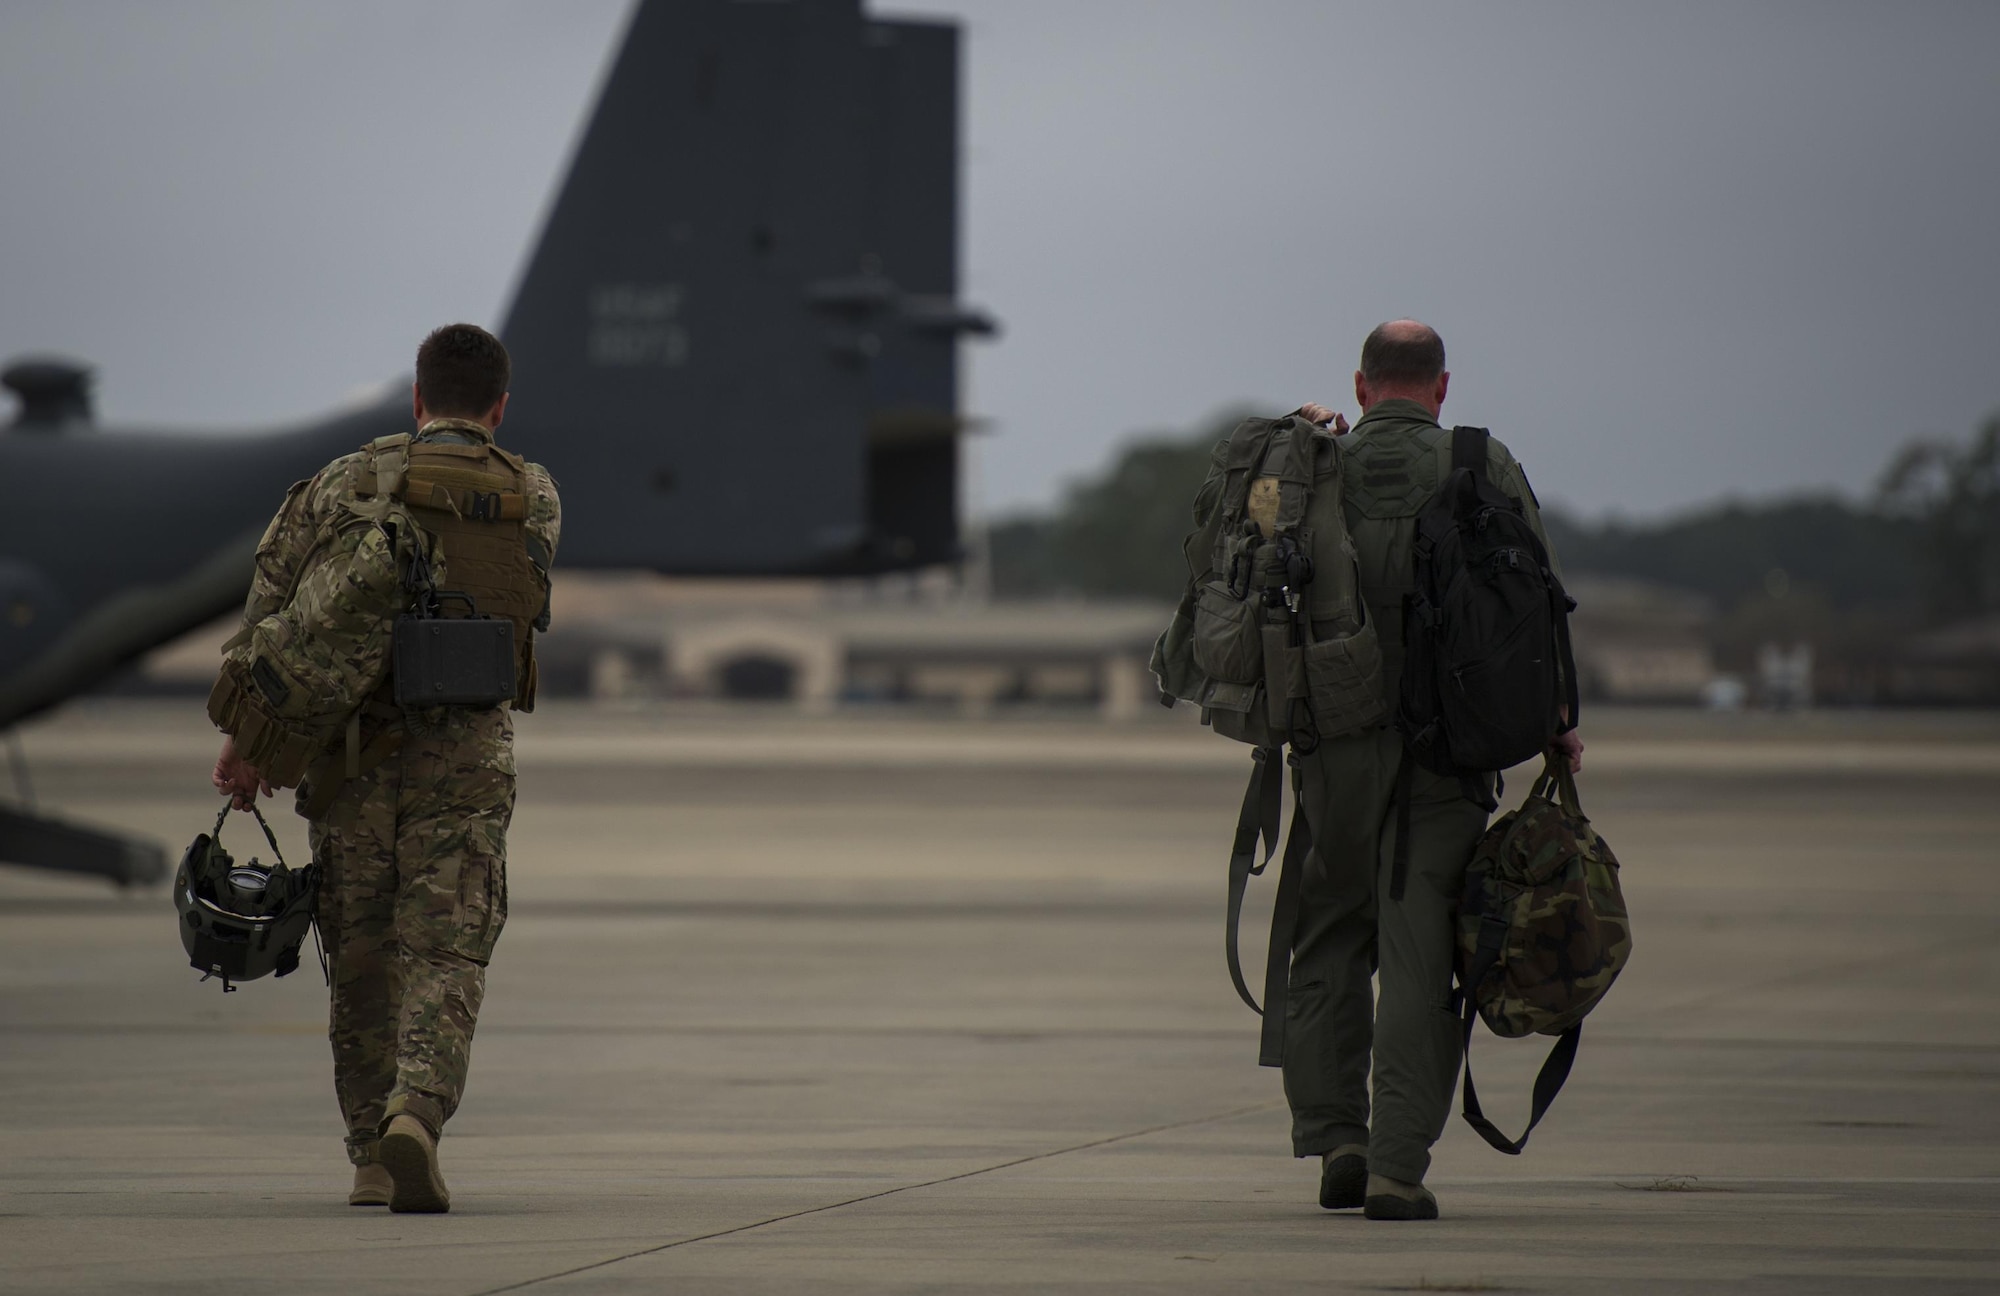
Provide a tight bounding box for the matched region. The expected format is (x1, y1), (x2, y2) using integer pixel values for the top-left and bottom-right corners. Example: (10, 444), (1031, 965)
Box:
(212, 324), (560, 1214)
(1286, 321), (1583, 1220)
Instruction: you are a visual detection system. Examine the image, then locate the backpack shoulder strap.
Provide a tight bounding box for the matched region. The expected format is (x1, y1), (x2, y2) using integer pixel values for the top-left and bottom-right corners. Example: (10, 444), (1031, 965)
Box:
(489, 442), (530, 476)
(357, 434), (414, 500)
(1443, 425), (1496, 515)
(1450, 425), (1490, 478)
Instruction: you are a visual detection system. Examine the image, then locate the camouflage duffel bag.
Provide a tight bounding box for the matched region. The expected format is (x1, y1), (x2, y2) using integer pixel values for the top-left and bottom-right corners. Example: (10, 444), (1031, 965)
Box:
(1453, 753), (1632, 1154)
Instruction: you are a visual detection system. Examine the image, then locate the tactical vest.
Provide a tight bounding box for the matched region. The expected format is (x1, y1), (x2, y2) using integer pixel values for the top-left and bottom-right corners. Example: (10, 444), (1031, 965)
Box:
(355, 431), (549, 711)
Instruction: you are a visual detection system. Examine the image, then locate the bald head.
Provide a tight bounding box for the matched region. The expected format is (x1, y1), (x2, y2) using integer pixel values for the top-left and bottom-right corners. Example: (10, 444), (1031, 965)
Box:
(1355, 319), (1450, 416)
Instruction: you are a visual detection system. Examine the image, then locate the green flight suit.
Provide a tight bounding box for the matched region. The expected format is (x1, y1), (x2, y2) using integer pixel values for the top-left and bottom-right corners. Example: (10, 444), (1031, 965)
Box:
(1280, 399), (1560, 1184)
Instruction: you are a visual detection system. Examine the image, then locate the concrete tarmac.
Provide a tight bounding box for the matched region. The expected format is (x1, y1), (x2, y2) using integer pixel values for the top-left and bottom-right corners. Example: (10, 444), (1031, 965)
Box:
(2, 701), (1997, 1294)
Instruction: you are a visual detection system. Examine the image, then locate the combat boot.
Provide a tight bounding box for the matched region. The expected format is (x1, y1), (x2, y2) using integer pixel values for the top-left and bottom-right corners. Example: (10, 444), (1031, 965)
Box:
(1363, 1172), (1438, 1221)
(1318, 1144), (1368, 1210)
(379, 1114), (451, 1214)
(350, 1162), (392, 1207)
(347, 1138), (390, 1206)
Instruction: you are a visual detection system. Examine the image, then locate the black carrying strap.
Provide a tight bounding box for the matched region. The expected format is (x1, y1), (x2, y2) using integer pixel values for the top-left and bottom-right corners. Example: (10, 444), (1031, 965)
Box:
(1224, 747), (1284, 1013)
(1552, 579), (1583, 740)
(1450, 425), (1490, 477)
(1459, 1010), (1582, 1156)
(1447, 425), (1492, 516)
(213, 801), (287, 868)
(1386, 749), (1416, 902)
(1256, 754), (1313, 1068)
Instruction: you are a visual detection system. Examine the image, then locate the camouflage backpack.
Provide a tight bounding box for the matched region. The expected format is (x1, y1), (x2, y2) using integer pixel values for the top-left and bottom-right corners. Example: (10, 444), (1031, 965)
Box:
(208, 517), (427, 791)
(1454, 753), (1633, 1153)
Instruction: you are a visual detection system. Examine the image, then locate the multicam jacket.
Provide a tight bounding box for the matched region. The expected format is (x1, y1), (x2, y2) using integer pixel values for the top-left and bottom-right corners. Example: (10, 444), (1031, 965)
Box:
(228, 418), (561, 800)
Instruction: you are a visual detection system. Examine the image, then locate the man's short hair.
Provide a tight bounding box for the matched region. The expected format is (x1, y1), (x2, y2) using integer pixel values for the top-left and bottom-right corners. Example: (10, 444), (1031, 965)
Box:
(416, 323), (510, 417)
(1359, 322), (1446, 388)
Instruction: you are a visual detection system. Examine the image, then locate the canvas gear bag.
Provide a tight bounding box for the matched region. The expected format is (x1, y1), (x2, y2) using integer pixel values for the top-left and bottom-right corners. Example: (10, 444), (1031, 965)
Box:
(1453, 753), (1632, 1154)
(1149, 412), (1388, 1067)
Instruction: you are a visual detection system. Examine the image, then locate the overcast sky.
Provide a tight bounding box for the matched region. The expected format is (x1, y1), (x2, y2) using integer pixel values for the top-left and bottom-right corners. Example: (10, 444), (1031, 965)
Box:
(2, 1), (1996, 522)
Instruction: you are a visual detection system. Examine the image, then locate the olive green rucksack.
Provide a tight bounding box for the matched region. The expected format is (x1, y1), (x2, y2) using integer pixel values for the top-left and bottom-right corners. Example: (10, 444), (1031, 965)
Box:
(1151, 412), (1387, 747)
(1149, 412), (1389, 1065)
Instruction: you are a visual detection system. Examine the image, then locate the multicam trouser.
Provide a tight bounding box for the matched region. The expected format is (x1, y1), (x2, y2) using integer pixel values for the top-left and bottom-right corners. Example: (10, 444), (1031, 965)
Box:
(1280, 726), (1491, 1186)
(306, 710), (513, 1163)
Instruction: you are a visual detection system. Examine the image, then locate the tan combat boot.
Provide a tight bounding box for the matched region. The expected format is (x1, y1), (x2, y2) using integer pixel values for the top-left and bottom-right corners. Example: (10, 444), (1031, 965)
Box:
(350, 1163), (392, 1207)
(348, 1139), (391, 1206)
(379, 1114), (451, 1214)
(1363, 1172), (1439, 1221)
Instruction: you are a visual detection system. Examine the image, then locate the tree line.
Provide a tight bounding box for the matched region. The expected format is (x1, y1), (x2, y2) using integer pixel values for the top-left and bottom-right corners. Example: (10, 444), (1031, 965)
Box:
(989, 410), (2000, 636)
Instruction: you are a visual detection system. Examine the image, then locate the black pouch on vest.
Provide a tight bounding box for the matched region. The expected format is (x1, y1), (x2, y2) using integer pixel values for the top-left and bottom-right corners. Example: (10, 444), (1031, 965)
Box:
(392, 592), (516, 707)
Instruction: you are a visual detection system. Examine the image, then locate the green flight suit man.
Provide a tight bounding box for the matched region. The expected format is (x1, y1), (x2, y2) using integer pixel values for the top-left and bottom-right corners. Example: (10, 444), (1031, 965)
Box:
(1288, 320), (1583, 1220)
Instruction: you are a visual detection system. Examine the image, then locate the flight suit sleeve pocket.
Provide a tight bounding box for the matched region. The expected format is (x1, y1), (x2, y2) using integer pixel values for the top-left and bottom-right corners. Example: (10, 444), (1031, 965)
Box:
(450, 857), (508, 965)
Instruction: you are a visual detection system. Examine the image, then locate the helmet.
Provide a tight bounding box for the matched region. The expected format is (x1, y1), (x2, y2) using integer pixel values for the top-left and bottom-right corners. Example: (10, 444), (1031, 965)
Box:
(174, 804), (319, 991)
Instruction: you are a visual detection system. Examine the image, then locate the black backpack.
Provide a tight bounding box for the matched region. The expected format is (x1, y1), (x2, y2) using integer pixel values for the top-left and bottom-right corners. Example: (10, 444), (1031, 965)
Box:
(1386, 427), (1579, 899)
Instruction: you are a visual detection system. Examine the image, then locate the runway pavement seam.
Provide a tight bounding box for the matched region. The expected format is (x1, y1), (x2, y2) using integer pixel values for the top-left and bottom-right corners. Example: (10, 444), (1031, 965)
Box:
(462, 1100), (1285, 1296)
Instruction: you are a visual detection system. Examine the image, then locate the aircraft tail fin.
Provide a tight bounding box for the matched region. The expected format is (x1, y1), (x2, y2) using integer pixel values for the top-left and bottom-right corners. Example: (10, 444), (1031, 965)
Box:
(497, 0), (992, 575)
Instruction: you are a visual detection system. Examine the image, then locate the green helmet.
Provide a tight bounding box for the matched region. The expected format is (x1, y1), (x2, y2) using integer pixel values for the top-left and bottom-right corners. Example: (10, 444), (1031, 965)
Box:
(174, 804), (318, 991)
